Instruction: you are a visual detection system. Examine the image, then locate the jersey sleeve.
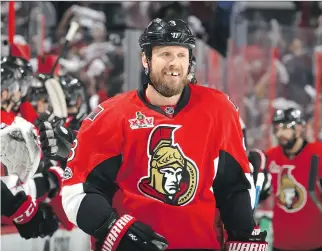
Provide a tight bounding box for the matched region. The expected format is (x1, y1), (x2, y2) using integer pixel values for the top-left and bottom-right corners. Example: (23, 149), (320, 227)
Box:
(19, 101), (39, 124)
(61, 103), (124, 237)
(212, 94), (256, 237)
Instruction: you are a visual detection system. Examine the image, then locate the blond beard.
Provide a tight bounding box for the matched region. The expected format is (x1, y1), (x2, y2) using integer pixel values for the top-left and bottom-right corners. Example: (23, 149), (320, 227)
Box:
(149, 72), (187, 97)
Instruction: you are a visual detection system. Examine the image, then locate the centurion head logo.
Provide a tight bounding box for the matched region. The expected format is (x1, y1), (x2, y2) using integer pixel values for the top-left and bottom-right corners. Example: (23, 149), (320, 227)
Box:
(276, 165), (307, 213)
(138, 125), (199, 206)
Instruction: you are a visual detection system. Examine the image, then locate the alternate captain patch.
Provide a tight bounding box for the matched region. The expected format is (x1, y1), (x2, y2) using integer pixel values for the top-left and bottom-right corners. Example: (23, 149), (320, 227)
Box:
(87, 105), (104, 121)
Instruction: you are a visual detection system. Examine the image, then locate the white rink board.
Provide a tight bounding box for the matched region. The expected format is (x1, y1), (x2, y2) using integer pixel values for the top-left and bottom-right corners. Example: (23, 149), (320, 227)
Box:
(1, 226), (91, 251)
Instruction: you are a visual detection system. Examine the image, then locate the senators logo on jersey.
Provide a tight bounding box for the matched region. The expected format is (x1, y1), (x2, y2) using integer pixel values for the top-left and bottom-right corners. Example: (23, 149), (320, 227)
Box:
(276, 165), (307, 213)
(138, 125), (199, 206)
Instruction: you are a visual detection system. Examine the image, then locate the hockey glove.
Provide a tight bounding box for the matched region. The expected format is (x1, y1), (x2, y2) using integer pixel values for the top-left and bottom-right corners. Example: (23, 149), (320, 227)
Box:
(46, 166), (64, 198)
(94, 212), (168, 251)
(225, 227), (268, 251)
(39, 122), (75, 162)
(4, 191), (59, 239)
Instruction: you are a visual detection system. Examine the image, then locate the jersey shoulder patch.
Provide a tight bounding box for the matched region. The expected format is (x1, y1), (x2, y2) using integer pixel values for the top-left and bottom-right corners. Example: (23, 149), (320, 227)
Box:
(86, 105), (104, 121)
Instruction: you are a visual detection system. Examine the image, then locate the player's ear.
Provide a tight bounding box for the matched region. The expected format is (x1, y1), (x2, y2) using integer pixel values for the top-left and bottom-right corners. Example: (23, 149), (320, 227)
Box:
(141, 52), (149, 69)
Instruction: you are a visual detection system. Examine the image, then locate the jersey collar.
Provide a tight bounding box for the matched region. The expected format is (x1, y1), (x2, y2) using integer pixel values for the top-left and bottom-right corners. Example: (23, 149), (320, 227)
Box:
(137, 84), (191, 118)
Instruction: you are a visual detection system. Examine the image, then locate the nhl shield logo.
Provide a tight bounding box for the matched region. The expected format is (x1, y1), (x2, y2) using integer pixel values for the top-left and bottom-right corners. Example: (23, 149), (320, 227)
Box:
(138, 125), (199, 206)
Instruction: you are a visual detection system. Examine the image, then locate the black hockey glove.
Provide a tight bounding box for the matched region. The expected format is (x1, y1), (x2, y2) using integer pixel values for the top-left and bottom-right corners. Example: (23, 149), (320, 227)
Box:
(39, 121), (76, 162)
(225, 227), (268, 251)
(94, 212), (168, 251)
(4, 191), (59, 239)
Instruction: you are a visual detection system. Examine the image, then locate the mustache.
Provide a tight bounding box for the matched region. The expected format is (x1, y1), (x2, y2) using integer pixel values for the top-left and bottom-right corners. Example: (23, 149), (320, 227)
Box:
(163, 67), (182, 73)
(278, 137), (291, 143)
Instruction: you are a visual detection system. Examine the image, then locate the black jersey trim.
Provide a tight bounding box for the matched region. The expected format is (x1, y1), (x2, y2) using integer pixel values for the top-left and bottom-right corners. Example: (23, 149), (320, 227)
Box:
(137, 84), (191, 118)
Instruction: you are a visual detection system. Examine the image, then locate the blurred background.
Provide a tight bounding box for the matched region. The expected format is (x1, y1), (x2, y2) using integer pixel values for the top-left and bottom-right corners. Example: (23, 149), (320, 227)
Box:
(1, 1), (322, 250)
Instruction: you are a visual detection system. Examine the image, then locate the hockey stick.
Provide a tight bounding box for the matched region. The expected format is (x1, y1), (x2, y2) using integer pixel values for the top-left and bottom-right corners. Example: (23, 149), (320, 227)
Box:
(51, 21), (80, 75)
(44, 78), (68, 119)
(42, 21), (80, 119)
(308, 155), (322, 213)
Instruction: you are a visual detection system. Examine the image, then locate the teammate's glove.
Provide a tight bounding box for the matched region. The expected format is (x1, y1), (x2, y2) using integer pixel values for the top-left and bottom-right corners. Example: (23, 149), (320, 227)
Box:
(46, 166), (64, 198)
(94, 213), (168, 251)
(4, 191), (59, 239)
(248, 150), (272, 202)
(39, 122), (75, 162)
(225, 227), (268, 251)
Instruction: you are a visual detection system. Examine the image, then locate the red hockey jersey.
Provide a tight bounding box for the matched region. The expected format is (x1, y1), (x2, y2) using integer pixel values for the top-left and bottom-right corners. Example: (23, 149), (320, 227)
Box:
(266, 142), (322, 250)
(17, 101), (39, 124)
(62, 84), (252, 249)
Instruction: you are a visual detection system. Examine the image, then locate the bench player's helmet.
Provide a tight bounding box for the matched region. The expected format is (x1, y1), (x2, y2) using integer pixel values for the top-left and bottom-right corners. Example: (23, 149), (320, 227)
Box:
(29, 73), (51, 112)
(58, 74), (89, 130)
(1, 64), (20, 105)
(272, 108), (306, 150)
(272, 108), (305, 127)
(1, 56), (33, 98)
(58, 74), (88, 112)
(139, 18), (196, 82)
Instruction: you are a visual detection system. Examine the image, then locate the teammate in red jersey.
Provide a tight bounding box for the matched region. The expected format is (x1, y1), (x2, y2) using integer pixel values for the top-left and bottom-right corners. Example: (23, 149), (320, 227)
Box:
(1, 56), (39, 124)
(61, 18), (267, 251)
(262, 108), (322, 251)
(1, 60), (60, 239)
(1, 64), (19, 125)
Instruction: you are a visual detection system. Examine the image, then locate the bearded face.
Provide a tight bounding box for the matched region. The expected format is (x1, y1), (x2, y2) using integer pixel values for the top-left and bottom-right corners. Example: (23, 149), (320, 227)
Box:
(273, 123), (301, 150)
(148, 45), (190, 97)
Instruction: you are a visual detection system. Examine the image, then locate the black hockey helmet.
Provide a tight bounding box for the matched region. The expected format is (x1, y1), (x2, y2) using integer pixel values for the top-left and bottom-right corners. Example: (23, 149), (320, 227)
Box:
(29, 73), (51, 108)
(139, 18), (195, 52)
(1, 56), (33, 97)
(1, 63), (19, 94)
(272, 108), (305, 127)
(1, 56), (33, 75)
(58, 74), (86, 108)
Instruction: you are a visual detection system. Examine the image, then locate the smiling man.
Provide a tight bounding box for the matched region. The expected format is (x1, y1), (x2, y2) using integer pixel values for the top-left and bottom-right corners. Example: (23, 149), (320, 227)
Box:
(262, 108), (322, 251)
(61, 18), (267, 251)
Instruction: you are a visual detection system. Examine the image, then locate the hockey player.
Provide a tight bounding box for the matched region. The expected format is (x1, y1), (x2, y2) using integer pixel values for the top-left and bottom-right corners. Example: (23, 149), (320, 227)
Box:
(61, 18), (267, 251)
(1, 56), (39, 124)
(1, 64), (19, 124)
(37, 74), (88, 167)
(28, 73), (51, 115)
(1, 62), (62, 238)
(261, 108), (322, 251)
